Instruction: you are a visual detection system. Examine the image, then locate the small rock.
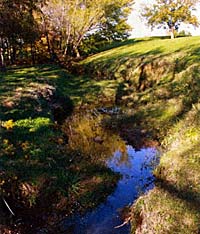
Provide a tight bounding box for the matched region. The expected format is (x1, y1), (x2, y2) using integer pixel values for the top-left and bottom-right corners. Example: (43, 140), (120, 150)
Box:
(93, 136), (104, 144)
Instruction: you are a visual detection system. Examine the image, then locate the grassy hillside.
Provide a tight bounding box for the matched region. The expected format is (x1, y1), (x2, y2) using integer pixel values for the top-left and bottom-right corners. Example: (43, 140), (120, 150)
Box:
(79, 36), (200, 233)
(0, 36), (200, 233)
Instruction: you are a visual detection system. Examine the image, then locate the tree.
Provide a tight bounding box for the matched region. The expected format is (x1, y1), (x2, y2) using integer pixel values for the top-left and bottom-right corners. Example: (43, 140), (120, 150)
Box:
(78, 0), (133, 56)
(0, 0), (134, 63)
(0, 0), (44, 66)
(41, 0), (134, 58)
(94, 0), (133, 41)
(176, 30), (192, 37)
(141, 0), (199, 39)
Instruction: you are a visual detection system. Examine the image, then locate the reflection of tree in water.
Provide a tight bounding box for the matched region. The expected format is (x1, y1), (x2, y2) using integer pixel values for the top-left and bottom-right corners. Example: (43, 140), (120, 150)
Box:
(111, 150), (130, 168)
(62, 113), (127, 164)
(141, 149), (160, 172)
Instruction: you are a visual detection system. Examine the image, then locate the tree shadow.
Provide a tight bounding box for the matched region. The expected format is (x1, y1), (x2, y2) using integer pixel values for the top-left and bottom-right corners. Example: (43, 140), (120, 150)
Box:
(156, 178), (200, 213)
(0, 65), (75, 122)
(114, 42), (200, 105)
(87, 37), (169, 56)
(35, 65), (109, 106)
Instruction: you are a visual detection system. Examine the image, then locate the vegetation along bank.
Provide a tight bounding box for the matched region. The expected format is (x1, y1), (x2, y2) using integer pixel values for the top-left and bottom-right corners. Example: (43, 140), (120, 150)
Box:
(79, 36), (200, 234)
(0, 35), (200, 233)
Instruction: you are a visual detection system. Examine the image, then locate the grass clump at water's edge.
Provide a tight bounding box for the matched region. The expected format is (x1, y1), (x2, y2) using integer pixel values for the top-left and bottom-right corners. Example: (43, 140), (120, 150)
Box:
(130, 107), (200, 234)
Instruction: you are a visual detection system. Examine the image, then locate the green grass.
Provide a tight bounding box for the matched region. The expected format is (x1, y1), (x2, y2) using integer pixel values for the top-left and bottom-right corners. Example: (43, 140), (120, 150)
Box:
(1, 35), (200, 233)
(0, 64), (119, 114)
(79, 36), (200, 233)
(82, 36), (200, 64)
(0, 64), (121, 221)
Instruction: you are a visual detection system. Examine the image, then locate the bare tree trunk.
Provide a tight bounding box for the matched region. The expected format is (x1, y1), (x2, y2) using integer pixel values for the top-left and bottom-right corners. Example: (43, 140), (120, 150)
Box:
(73, 45), (80, 58)
(42, 15), (54, 61)
(63, 24), (72, 57)
(7, 47), (11, 64)
(169, 28), (174, 39)
(63, 45), (68, 56)
(0, 47), (6, 72)
(59, 33), (62, 50)
(31, 42), (35, 65)
(45, 31), (52, 59)
(5, 39), (11, 64)
(0, 48), (4, 66)
(12, 46), (16, 63)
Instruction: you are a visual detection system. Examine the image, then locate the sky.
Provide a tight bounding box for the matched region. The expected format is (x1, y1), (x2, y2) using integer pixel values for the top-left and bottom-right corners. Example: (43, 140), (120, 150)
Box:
(128, 0), (200, 38)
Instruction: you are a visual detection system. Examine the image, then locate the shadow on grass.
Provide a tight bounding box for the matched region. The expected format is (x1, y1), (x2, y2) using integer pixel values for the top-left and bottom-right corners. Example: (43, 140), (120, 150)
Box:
(93, 36), (171, 55)
(85, 47), (164, 70)
(0, 65), (75, 121)
(156, 178), (200, 213)
(0, 64), (123, 233)
(34, 65), (110, 105)
(103, 44), (200, 150)
(155, 138), (200, 213)
(85, 37), (170, 56)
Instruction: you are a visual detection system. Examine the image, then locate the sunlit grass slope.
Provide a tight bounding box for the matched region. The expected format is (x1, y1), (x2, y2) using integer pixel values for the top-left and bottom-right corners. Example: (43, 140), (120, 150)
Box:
(80, 36), (200, 234)
(80, 36), (199, 81)
(83, 36), (199, 63)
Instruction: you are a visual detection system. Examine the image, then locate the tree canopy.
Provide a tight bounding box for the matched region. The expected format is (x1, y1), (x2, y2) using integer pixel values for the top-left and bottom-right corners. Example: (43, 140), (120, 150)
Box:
(141, 0), (199, 39)
(41, 0), (134, 57)
(0, 0), (134, 67)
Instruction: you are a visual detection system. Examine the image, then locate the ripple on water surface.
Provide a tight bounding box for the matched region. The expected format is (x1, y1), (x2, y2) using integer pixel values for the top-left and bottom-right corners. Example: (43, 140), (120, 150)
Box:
(62, 146), (159, 234)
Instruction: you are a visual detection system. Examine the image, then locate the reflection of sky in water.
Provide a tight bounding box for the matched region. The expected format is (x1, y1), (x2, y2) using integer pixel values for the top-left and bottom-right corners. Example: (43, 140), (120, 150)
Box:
(62, 146), (158, 234)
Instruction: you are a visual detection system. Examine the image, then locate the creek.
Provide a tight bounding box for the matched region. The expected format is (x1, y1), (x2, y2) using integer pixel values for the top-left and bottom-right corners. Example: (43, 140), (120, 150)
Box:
(0, 110), (159, 234)
(58, 146), (158, 234)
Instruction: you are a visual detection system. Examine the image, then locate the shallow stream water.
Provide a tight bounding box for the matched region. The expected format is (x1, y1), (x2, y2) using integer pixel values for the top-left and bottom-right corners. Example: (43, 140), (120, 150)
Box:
(59, 146), (158, 234)
(0, 108), (159, 234)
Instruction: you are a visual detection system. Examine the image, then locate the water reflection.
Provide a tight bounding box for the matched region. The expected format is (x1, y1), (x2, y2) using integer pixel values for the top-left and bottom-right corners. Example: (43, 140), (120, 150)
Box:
(61, 146), (158, 234)
(63, 113), (127, 163)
